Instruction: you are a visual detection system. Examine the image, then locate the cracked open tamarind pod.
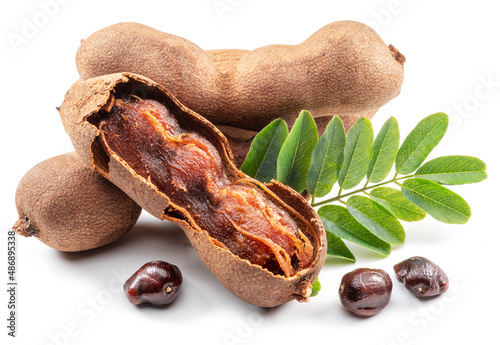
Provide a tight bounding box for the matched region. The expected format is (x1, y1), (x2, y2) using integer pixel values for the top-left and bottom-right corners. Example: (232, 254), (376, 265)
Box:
(59, 73), (327, 307)
(75, 21), (405, 166)
(13, 152), (142, 251)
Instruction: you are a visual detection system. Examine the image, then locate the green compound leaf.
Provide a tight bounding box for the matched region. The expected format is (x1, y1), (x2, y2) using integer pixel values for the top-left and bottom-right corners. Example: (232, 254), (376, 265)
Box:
(370, 187), (426, 222)
(240, 118), (288, 183)
(241, 110), (487, 264)
(346, 195), (405, 245)
(325, 231), (356, 262)
(338, 117), (374, 190)
(401, 178), (471, 224)
(319, 205), (391, 256)
(277, 111), (318, 193)
(415, 155), (487, 185)
(396, 113), (448, 175)
(306, 116), (346, 197)
(367, 117), (400, 183)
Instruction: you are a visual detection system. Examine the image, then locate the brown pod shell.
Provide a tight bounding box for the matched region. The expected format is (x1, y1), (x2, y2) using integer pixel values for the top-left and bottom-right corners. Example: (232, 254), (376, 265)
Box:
(75, 21), (405, 164)
(13, 152), (141, 251)
(59, 73), (327, 307)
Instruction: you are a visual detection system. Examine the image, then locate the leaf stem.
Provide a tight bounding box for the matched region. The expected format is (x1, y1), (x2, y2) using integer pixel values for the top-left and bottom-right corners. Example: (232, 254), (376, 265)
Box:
(311, 174), (414, 207)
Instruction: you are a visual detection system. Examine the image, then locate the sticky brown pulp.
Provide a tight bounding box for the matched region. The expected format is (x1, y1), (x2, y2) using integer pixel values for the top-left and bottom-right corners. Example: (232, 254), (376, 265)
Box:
(98, 98), (313, 277)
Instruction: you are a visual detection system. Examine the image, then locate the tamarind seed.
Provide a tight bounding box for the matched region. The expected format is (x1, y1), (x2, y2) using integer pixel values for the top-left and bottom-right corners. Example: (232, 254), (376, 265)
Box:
(393, 256), (449, 297)
(124, 261), (183, 306)
(339, 268), (392, 316)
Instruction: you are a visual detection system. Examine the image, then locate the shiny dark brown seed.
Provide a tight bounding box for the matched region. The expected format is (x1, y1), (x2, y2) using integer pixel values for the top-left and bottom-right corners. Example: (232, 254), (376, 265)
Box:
(123, 260), (183, 306)
(393, 256), (448, 298)
(339, 268), (392, 316)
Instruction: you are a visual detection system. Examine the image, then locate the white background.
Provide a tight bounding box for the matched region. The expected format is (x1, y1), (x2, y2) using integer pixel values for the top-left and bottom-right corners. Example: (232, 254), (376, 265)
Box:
(1, 1), (499, 344)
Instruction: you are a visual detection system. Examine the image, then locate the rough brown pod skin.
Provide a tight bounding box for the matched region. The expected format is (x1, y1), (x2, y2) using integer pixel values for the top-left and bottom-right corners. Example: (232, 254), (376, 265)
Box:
(13, 152), (142, 252)
(75, 21), (405, 166)
(59, 73), (327, 307)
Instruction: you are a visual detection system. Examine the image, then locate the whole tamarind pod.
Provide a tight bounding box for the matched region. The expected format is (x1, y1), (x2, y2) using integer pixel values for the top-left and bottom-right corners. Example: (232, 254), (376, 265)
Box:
(13, 152), (142, 252)
(76, 21), (405, 164)
(59, 73), (326, 307)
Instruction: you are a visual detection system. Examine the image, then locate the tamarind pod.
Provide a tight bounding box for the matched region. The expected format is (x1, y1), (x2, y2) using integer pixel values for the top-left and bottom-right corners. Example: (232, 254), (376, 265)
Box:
(59, 73), (327, 307)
